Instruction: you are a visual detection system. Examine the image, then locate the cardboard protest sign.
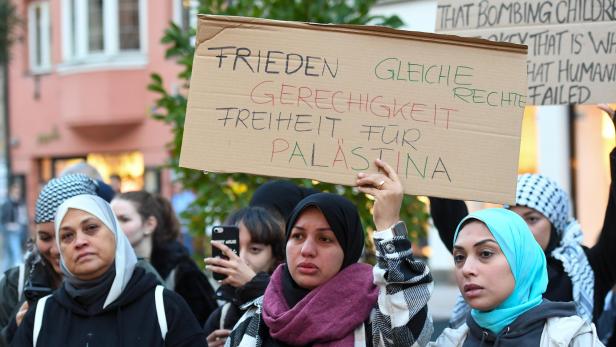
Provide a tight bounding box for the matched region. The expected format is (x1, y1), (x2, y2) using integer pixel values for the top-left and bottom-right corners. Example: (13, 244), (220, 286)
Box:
(180, 15), (527, 204)
(436, 0), (616, 105)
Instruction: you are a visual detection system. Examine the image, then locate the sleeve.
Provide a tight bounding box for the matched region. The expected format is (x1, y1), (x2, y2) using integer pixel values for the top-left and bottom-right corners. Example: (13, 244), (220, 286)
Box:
(7, 299), (37, 347)
(235, 272), (270, 306)
(202, 306), (222, 338)
(371, 222), (434, 347)
(174, 261), (219, 326)
(162, 289), (207, 347)
(0, 268), (20, 333)
(224, 305), (261, 347)
(587, 148), (616, 319)
(428, 197), (468, 253)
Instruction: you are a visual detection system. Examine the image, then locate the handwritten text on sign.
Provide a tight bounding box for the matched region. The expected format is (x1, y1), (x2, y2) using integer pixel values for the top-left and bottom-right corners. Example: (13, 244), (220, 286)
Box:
(436, 0), (616, 105)
(180, 16), (527, 204)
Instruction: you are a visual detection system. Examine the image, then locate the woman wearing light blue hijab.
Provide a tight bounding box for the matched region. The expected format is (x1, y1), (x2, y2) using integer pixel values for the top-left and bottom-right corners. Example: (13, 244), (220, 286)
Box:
(432, 208), (603, 346)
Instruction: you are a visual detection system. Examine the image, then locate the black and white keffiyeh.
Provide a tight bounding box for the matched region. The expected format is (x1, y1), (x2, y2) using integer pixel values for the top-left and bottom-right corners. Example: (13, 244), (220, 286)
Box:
(34, 174), (98, 224)
(514, 173), (594, 322)
(449, 174), (594, 327)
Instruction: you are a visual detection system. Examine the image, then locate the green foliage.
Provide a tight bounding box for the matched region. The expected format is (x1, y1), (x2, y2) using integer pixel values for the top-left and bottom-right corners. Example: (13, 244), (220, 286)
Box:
(0, 0), (19, 64)
(149, 0), (429, 255)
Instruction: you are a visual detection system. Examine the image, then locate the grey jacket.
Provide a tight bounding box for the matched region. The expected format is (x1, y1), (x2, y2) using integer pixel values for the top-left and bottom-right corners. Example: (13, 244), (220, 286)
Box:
(432, 300), (605, 346)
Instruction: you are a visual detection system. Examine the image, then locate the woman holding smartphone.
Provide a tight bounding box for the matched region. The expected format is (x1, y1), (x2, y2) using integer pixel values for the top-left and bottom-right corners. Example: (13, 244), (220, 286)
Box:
(203, 206), (285, 347)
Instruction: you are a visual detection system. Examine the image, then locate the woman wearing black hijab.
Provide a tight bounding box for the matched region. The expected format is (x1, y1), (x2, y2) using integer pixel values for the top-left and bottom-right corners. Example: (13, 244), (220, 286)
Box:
(249, 180), (319, 222)
(226, 159), (433, 347)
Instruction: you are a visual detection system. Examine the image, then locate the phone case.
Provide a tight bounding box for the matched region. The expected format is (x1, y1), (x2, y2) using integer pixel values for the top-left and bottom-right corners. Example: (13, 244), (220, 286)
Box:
(211, 225), (240, 280)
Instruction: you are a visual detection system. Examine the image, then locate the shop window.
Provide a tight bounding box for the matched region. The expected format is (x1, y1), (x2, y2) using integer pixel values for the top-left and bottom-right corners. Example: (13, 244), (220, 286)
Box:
(86, 151), (144, 192)
(28, 1), (52, 73)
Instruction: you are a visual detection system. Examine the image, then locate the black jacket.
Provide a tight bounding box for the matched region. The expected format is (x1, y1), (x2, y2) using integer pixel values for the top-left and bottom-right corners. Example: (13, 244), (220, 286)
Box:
(10, 267), (205, 347)
(430, 148), (616, 322)
(462, 300), (577, 346)
(151, 240), (218, 326)
(203, 272), (270, 336)
(0, 252), (57, 347)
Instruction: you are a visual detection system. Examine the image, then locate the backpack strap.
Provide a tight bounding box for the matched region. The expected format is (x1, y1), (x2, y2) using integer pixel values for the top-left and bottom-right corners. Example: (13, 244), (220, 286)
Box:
(219, 302), (231, 329)
(164, 268), (177, 291)
(17, 263), (25, 301)
(154, 285), (168, 340)
(33, 294), (52, 346)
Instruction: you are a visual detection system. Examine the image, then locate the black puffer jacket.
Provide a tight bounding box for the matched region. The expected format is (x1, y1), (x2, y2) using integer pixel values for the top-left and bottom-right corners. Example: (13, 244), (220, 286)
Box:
(151, 240), (218, 325)
(11, 267), (205, 347)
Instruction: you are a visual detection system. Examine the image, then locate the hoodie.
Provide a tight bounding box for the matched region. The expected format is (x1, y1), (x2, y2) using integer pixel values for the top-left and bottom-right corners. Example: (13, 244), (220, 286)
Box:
(10, 267), (205, 347)
(463, 300), (576, 346)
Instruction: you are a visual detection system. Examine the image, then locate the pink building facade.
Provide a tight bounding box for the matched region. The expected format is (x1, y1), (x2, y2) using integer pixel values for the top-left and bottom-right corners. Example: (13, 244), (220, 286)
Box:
(8, 0), (195, 210)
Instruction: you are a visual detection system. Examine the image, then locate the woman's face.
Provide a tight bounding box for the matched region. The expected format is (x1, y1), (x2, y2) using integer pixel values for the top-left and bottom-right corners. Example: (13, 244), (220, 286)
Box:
(239, 222), (276, 274)
(59, 209), (116, 280)
(508, 206), (551, 250)
(35, 222), (61, 274)
(111, 198), (154, 247)
(453, 221), (515, 311)
(286, 208), (344, 290)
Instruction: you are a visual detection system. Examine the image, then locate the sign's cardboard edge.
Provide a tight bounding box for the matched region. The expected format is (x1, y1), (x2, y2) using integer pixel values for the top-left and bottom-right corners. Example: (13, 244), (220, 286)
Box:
(196, 14), (528, 54)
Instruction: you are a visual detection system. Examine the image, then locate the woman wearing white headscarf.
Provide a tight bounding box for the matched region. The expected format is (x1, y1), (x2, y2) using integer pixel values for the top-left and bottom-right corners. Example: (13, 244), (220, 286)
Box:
(11, 195), (205, 346)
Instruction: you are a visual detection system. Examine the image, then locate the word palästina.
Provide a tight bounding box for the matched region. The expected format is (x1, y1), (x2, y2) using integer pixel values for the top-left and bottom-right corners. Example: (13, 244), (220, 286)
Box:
(249, 81), (456, 129)
(208, 46), (339, 78)
(270, 138), (452, 182)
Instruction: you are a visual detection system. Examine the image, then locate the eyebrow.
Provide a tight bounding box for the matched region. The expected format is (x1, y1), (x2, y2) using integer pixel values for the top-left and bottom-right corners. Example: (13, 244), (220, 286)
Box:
(80, 217), (98, 224)
(292, 226), (333, 232)
(453, 239), (499, 249)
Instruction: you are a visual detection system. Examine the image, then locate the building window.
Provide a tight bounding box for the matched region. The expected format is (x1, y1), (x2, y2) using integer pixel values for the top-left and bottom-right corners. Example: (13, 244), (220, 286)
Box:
(61, 0), (146, 69)
(88, 0), (104, 52)
(28, 1), (52, 73)
(119, 0), (140, 50)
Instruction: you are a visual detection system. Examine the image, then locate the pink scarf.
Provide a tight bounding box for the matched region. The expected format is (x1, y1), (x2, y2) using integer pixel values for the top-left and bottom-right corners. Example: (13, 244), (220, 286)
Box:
(262, 263), (379, 346)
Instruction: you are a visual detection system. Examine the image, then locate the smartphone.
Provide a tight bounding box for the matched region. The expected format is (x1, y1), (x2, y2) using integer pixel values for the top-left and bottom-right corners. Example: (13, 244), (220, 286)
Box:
(211, 225), (240, 280)
(23, 285), (53, 305)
